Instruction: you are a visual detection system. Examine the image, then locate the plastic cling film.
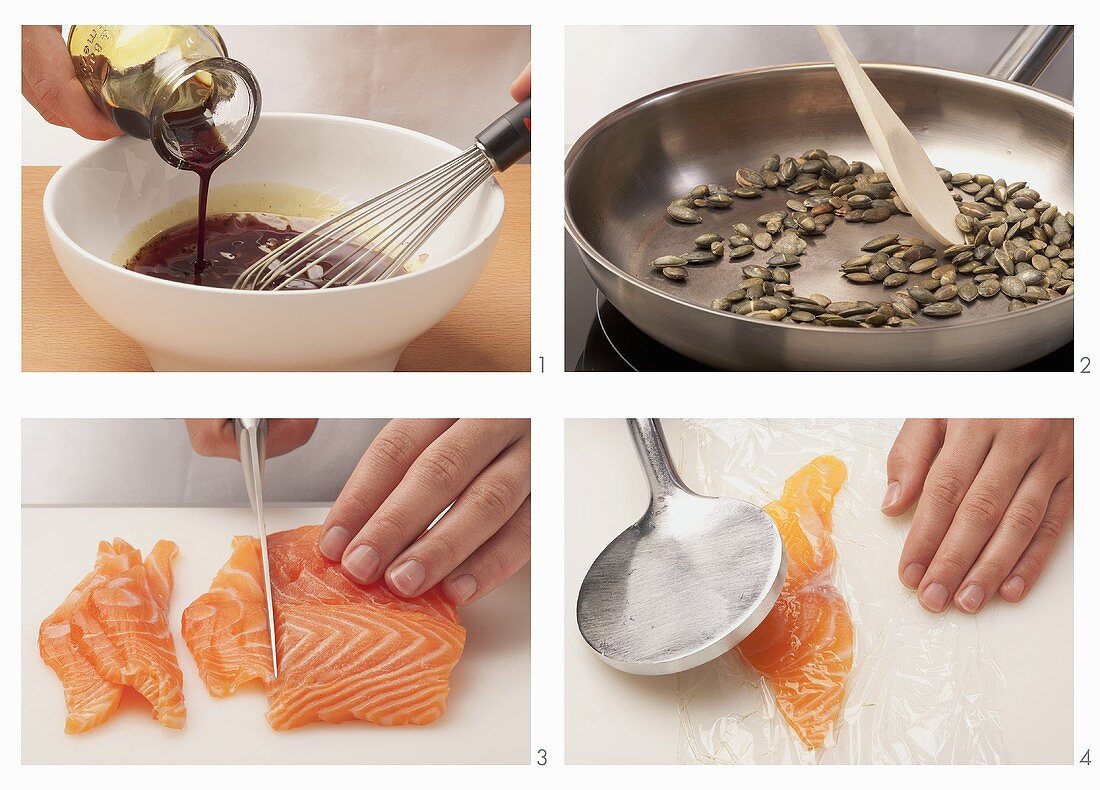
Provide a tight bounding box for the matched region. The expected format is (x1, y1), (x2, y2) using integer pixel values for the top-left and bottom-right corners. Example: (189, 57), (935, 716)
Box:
(672, 419), (1006, 765)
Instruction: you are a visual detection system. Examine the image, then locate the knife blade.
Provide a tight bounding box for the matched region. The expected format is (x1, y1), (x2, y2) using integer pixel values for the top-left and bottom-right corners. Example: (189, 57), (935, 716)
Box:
(233, 417), (279, 679)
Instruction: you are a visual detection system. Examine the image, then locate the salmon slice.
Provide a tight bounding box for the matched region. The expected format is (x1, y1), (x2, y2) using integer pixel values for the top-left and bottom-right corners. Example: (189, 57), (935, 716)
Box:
(737, 456), (852, 751)
(180, 536), (273, 696)
(182, 525), (466, 730)
(39, 539), (186, 732)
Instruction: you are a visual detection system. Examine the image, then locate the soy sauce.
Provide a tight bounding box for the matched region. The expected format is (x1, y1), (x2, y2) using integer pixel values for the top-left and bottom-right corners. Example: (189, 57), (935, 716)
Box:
(127, 213), (302, 289)
(127, 211), (399, 290)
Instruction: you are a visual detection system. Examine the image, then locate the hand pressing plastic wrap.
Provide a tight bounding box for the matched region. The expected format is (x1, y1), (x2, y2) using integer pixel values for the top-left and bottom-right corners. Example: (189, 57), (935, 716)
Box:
(673, 418), (1005, 765)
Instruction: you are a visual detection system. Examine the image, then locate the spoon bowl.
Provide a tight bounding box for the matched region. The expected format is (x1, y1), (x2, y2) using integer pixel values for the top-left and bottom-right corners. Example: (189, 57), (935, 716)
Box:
(577, 419), (787, 675)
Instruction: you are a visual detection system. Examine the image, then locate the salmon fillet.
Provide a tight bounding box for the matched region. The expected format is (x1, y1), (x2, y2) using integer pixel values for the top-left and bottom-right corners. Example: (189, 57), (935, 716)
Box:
(39, 539), (186, 733)
(737, 456), (852, 751)
(182, 525), (466, 730)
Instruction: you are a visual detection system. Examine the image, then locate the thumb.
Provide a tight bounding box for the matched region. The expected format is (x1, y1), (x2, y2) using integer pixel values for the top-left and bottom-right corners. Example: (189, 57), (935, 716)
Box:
(509, 62), (531, 102)
(882, 419), (945, 515)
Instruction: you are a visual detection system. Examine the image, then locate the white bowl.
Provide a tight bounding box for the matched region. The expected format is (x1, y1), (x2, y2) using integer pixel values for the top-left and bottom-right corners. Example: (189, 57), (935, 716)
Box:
(43, 112), (505, 371)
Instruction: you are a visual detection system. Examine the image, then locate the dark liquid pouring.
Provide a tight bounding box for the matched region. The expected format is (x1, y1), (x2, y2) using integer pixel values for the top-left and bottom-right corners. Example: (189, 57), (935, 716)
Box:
(161, 105), (228, 284)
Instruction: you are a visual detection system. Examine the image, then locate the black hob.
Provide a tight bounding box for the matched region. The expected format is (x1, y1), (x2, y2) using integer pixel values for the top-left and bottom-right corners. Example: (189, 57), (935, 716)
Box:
(565, 237), (1073, 373)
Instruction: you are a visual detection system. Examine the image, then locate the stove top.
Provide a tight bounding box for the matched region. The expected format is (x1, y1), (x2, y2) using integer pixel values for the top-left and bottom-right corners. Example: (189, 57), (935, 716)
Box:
(565, 236), (1073, 373)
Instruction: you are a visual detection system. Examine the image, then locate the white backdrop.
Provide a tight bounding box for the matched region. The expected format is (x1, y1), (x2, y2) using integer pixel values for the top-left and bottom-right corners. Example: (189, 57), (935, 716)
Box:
(22, 25), (531, 165)
(565, 25), (1073, 144)
(21, 418), (388, 506)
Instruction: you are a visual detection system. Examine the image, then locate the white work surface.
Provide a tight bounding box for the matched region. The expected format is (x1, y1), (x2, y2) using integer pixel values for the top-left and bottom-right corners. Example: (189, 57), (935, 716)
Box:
(564, 419), (1073, 765)
(23, 507), (531, 765)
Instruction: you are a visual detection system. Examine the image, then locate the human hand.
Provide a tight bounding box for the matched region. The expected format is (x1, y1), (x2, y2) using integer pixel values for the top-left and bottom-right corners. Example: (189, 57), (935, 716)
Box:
(882, 419), (1072, 614)
(319, 419), (531, 605)
(184, 419), (318, 459)
(22, 25), (122, 140)
(510, 62), (531, 102)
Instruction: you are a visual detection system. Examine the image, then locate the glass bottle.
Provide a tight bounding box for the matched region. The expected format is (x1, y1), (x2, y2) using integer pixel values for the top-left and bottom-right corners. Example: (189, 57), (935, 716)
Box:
(68, 25), (261, 170)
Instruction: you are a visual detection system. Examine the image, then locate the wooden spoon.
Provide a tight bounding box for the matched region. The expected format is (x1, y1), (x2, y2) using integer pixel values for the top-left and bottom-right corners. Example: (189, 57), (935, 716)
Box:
(816, 25), (963, 247)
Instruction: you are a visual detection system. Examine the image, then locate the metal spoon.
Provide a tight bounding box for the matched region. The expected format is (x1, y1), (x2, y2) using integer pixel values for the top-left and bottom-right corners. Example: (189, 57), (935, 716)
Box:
(576, 419), (786, 675)
(816, 24), (963, 247)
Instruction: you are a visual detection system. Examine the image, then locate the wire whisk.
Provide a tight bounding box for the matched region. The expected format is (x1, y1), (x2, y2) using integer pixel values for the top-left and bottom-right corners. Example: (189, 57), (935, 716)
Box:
(233, 98), (531, 291)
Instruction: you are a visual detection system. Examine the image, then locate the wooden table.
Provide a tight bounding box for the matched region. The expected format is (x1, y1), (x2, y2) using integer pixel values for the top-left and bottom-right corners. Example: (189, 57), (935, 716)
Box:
(21, 165), (530, 372)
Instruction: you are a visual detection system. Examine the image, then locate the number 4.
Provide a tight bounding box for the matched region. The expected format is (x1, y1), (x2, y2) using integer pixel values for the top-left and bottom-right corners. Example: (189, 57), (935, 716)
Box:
(1081, 748), (1091, 765)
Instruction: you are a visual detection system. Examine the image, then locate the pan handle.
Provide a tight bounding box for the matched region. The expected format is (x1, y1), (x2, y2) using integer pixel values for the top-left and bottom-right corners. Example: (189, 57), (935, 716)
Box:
(988, 25), (1072, 86)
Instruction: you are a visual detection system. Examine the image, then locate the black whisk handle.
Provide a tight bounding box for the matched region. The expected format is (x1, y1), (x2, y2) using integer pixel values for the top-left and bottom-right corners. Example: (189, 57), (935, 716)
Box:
(475, 97), (531, 171)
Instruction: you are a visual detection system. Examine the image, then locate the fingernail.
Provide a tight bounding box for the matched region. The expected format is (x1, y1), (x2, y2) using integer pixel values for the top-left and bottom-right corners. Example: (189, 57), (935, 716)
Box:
(450, 574), (478, 603)
(901, 562), (926, 589)
(319, 526), (352, 561)
(881, 481), (901, 511)
(390, 559), (427, 596)
(956, 583), (985, 613)
(920, 582), (950, 612)
(1002, 575), (1026, 601)
(343, 544), (380, 582)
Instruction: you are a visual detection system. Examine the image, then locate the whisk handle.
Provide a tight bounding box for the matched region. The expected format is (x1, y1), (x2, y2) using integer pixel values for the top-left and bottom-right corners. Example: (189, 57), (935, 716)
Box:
(475, 97), (531, 171)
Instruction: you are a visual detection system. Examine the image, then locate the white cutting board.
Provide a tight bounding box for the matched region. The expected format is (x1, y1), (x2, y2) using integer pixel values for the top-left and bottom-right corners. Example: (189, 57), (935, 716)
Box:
(564, 419), (1073, 765)
(22, 506), (531, 765)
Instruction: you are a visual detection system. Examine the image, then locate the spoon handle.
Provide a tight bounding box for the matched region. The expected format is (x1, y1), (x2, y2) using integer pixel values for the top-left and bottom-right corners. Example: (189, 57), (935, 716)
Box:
(815, 24), (961, 247)
(626, 418), (686, 499)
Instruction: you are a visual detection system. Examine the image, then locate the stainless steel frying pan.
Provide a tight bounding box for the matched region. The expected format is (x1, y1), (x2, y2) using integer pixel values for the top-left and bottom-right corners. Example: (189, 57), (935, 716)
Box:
(565, 28), (1073, 371)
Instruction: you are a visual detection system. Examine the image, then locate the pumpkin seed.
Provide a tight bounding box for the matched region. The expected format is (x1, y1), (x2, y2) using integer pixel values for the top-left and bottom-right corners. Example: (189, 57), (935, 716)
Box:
(922, 302), (963, 317)
(1019, 269), (1046, 286)
(978, 279), (1001, 297)
(1001, 276), (1026, 298)
(651, 255), (686, 269)
(668, 204), (701, 223)
(736, 168), (766, 189)
(908, 287), (936, 305)
(681, 250), (718, 264)
(958, 282), (979, 303)
(934, 284), (959, 301)
(868, 261), (892, 281)
(861, 233), (899, 252)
